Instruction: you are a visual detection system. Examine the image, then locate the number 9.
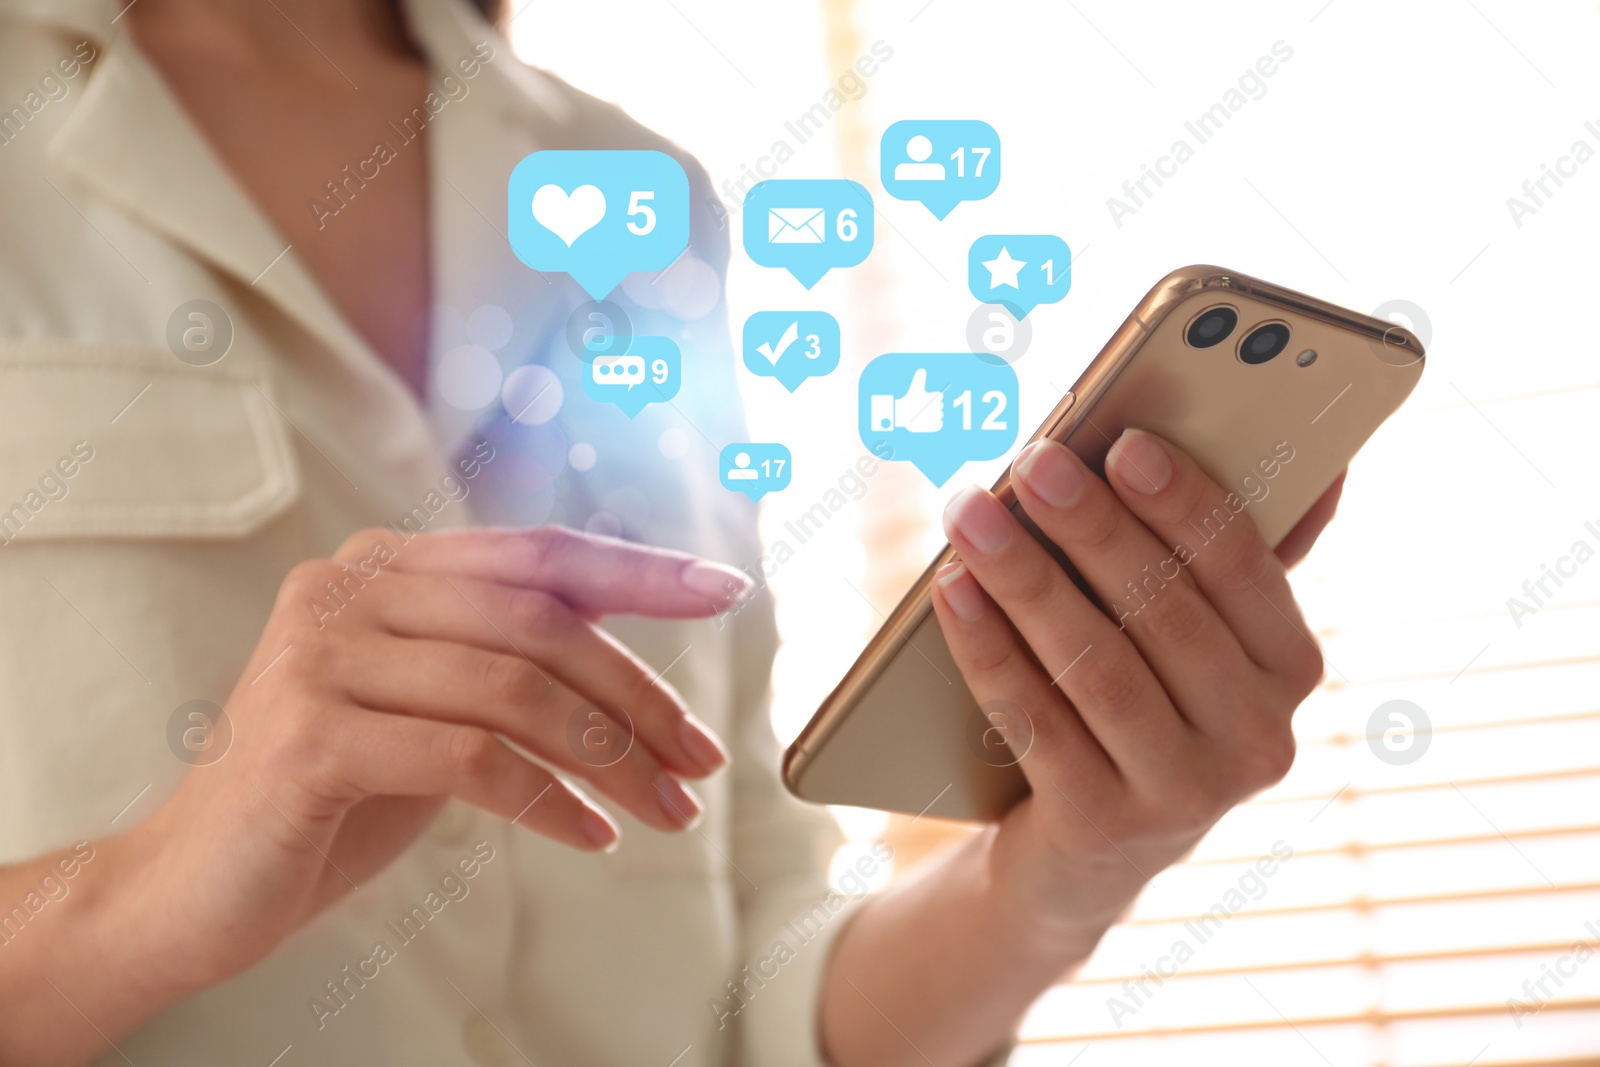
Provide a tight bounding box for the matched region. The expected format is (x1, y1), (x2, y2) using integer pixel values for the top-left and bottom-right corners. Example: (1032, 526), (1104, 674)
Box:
(651, 359), (669, 384)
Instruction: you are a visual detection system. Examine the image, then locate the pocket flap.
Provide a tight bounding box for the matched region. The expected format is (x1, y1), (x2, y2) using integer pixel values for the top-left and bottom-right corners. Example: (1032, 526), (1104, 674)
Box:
(0, 340), (300, 540)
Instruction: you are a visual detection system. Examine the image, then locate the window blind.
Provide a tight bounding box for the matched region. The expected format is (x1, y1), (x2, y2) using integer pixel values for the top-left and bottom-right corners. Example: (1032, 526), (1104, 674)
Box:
(883, 386), (1600, 1067)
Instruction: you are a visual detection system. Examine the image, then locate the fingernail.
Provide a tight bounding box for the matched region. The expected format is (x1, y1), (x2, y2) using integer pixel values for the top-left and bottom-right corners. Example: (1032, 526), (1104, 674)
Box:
(656, 772), (704, 828)
(935, 562), (986, 621)
(582, 807), (621, 852)
(681, 560), (751, 603)
(1107, 429), (1172, 495)
(943, 487), (1013, 554)
(1015, 440), (1087, 509)
(678, 717), (729, 774)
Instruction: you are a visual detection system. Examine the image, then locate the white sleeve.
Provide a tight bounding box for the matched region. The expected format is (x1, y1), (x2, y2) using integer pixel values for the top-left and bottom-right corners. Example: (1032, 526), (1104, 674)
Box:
(721, 578), (862, 1067)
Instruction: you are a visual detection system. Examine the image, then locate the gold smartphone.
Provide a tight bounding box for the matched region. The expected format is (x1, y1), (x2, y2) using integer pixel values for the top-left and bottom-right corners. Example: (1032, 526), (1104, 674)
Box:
(782, 266), (1425, 822)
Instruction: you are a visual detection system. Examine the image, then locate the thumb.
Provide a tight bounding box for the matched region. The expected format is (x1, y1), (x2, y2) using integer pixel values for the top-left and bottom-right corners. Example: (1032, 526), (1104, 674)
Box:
(904, 367), (930, 396)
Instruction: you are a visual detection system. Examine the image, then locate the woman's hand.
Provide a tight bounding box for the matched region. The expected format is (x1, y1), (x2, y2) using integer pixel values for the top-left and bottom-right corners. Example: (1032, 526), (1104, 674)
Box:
(149, 525), (744, 983)
(2, 526), (746, 1065)
(933, 429), (1332, 937)
(821, 430), (1342, 1067)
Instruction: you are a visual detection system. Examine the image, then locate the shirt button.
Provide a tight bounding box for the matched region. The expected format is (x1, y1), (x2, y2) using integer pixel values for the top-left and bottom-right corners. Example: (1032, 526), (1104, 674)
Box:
(462, 1013), (512, 1066)
(427, 801), (475, 846)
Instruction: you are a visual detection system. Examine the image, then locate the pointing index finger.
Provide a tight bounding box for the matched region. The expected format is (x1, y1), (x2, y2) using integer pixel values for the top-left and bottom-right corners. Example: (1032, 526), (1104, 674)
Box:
(346, 526), (752, 619)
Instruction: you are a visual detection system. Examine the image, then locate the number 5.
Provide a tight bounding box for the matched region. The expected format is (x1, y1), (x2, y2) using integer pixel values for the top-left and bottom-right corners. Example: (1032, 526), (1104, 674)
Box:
(626, 191), (656, 235)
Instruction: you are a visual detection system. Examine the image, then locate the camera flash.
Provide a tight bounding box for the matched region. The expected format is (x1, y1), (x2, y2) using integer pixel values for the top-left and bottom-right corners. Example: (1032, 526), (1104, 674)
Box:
(1295, 349), (1318, 367)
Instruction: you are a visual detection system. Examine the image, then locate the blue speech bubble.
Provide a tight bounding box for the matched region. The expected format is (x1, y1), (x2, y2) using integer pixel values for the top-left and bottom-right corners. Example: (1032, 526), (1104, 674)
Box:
(508, 150), (689, 301)
(719, 443), (792, 501)
(859, 353), (1019, 487)
(742, 311), (840, 392)
(967, 234), (1072, 319)
(581, 335), (681, 419)
(742, 179), (874, 288)
(881, 120), (1001, 220)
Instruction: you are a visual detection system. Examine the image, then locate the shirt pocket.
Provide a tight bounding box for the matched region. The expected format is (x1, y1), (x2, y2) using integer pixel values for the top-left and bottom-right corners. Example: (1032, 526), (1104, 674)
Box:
(0, 339), (305, 858)
(0, 339), (300, 541)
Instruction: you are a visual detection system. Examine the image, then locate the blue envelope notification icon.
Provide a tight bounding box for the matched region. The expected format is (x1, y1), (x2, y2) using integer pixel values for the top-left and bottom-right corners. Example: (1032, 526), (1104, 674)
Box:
(768, 207), (826, 243)
(743, 179), (874, 288)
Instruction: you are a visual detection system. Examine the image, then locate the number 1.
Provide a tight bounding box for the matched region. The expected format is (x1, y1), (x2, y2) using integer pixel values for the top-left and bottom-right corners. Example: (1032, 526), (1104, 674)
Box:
(953, 389), (972, 429)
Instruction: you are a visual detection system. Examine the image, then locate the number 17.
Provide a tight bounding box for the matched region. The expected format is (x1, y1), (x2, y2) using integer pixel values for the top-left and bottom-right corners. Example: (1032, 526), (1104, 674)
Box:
(948, 146), (992, 178)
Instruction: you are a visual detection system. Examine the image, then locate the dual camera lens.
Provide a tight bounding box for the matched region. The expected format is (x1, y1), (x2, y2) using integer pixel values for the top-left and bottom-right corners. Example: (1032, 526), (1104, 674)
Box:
(1184, 305), (1292, 365)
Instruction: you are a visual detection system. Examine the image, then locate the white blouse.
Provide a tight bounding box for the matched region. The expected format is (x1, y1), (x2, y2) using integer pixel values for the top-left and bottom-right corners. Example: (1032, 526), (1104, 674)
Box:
(0, 0), (848, 1063)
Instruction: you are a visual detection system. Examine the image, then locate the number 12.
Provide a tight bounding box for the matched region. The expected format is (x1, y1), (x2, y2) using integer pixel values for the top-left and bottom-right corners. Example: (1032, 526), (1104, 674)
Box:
(951, 389), (1008, 431)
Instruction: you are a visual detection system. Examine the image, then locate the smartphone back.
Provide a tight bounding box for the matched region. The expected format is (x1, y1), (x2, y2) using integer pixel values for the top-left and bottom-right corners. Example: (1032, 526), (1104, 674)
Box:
(783, 267), (1425, 821)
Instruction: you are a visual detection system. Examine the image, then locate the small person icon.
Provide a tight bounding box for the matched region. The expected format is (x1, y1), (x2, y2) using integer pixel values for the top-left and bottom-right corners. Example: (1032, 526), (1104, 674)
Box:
(719, 443), (791, 500)
(894, 135), (945, 182)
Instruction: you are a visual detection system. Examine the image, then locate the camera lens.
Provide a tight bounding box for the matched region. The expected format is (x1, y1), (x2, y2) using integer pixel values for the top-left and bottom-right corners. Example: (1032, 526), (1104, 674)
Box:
(1238, 322), (1291, 365)
(1185, 306), (1238, 349)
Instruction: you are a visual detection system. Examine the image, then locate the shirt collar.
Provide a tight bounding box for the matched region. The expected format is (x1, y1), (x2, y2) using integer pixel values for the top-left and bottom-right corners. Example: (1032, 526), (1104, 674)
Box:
(36, 0), (575, 429)
(47, 35), (383, 380)
(0, 0), (118, 40)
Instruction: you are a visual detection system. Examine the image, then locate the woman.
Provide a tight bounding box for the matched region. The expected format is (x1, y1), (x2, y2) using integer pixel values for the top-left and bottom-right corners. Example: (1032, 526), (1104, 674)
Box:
(0, 1), (1339, 1064)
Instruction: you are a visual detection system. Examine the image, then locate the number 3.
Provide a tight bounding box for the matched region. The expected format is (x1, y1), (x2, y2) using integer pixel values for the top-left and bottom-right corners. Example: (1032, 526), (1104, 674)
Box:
(627, 191), (656, 236)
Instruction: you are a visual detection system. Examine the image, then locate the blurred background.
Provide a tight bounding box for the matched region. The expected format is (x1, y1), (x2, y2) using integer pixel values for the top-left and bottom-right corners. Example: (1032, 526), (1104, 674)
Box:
(512, 1), (1600, 1063)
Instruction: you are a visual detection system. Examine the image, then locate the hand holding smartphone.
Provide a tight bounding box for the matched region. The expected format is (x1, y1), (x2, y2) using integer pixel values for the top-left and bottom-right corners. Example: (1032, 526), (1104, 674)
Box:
(783, 266), (1424, 821)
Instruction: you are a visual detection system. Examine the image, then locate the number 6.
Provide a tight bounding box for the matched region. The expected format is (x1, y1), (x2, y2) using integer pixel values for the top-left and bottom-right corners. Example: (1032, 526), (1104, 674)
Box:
(836, 208), (858, 242)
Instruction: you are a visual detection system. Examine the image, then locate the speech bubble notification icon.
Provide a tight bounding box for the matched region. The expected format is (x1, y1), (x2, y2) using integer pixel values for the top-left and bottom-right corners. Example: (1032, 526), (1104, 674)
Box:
(967, 234), (1071, 319)
(742, 179), (874, 288)
(742, 310), (840, 392)
(719, 443), (792, 502)
(859, 353), (1019, 486)
(593, 354), (645, 387)
(880, 119), (1001, 220)
(581, 335), (681, 418)
(508, 150), (689, 301)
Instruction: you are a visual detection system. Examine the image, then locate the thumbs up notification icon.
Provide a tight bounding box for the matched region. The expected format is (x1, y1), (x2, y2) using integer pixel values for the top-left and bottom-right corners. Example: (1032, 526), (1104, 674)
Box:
(869, 367), (945, 434)
(858, 353), (1020, 487)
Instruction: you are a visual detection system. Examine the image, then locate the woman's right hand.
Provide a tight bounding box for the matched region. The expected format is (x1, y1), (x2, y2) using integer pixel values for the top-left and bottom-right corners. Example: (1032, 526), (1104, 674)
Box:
(21, 526), (747, 1051)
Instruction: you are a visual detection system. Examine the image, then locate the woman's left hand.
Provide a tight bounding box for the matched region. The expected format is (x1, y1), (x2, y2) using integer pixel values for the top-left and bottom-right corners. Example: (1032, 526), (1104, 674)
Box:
(932, 429), (1338, 941)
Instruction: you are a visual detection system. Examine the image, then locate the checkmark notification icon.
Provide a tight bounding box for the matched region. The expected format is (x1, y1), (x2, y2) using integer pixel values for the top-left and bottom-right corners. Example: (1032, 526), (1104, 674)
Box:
(756, 320), (800, 366)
